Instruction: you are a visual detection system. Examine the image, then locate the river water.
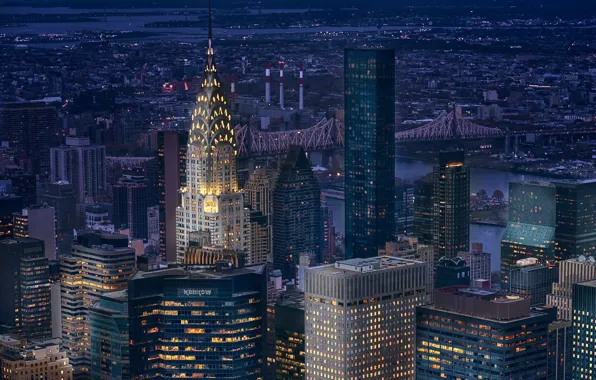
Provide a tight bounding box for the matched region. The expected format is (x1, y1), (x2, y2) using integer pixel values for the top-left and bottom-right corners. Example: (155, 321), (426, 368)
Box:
(326, 158), (553, 272)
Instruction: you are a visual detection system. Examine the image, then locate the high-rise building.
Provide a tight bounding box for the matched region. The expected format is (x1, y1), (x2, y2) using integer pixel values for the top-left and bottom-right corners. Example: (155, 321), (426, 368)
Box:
(0, 100), (58, 177)
(433, 151), (470, 258)
(501, 181), (556, 286)
(509, 258), (559, 307)
(0, 193), (22, 240)
(244, 167), (277, 220)
(156, 130), (187, 261)
(435, 256), (470, 289)
(12, 204), (56, 260)
(275, 292), (305, 380)
(344, 48), (395, 259)
(571, 280), (596, 379)
(128, 264), (267, 379)
(248, 210), (270, 265)
(459, 242), (492, 286)
(147, 205), (160, 248)
(547, 320), (572, 380)
(547, 255), (596, 321)
(60, 231), (135, 376)
(0, 238), (51, 340)
(553, 179), (596, 261)
(41, 181), (76, 257)
(89, 290), (129, 380)
(0, 342), (74, 380)
(416, 287), (557, 379)
(175, 18), (249, 263)
(112, 174), (148, 240)
(0, 171), (37, 207)
(321, 198), (336, 263)
(272, 146), (321, 279)
(305, 256), (426, 379)
(395, 178), (414, 235)
(50, 137), (106, 204)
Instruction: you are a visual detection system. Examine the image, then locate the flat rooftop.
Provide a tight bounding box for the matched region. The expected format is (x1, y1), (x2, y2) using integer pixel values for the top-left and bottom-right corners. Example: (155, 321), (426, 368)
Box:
(130, 264), (266, 281)
(310, 255), (422, 276)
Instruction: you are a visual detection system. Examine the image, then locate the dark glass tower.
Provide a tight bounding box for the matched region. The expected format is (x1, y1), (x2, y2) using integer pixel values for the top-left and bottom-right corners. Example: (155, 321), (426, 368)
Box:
(41, 181), (76, 257)
(272, 145), (321, 279)
(112, 174), (148, 240)
(571, 280), (596, 379)
(553, 179), (596, 261)
(344, 48), (395, 259)
(0, 238), (51, 340)
(433, 151), (470, 258)
(414, 173), (434, 244)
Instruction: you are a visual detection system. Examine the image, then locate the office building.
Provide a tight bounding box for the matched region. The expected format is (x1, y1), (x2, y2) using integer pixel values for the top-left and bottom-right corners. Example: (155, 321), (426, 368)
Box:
(395, 178), (414, 235)
(344, 48), (395, 259)
(547, 255), (596, 320)
(0, 193), (22, 240)
(244, 167), (278, 220)
(416, 287), (557, 379)
(547, 320), (572, 380)
(553, 179), (596, 260)
(0, 171), (37, 207)
(433, 151), (470, 258)
(175, 22), (250, 263)
(459, 242), (492, 286)
(41, 181), (76, 257)
(0, 100), (58, 177)
(414, 173), (434, 245)
(275, 292), (305, 380)
(156, 130), (187, 262)
(272, 146), (321, 279)
(12, 204), (56, 260)
(435, 256), (470, 289)
(112, 174), (149, 240)
(509, 258), (559, 307)
(60, 231), (135, 376)
(0, 238), (51, 340)
(89, 290), (129, 380)
(50, 136), (106, 204)
(0, 342), (74, 380)
(571, 280), (596, 379)
(305, 256), (426, 379)
(248, 210), (270, 265)
(501, 181), (556, 286)
(128, 264), (267, 379)
(147, 205), (159, 248)
(321, 198), (336, 262)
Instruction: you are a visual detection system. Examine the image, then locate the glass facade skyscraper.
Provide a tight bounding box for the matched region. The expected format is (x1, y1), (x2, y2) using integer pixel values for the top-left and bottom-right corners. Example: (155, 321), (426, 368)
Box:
(128, 265), (267, 379)
(501, 181), (556, 287)
(571, 280), (596, 379)
(344, 48), (395, 259)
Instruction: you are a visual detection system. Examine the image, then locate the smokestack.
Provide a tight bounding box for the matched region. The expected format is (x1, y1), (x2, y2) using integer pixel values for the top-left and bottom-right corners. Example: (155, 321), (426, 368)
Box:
(279, 61), (284, 109)
(242, 56), (246, 75)
(299, 63), (304, 111)
(230, 74), (236, 102)
(265, 62), (271, 103)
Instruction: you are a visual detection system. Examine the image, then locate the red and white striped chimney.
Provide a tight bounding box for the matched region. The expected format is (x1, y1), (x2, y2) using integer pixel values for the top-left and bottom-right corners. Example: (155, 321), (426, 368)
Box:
(279, 61), (284, 109)
(265, 62), (271, 103)
(299, 63), (304, 111)
(230, 74), (236, 102)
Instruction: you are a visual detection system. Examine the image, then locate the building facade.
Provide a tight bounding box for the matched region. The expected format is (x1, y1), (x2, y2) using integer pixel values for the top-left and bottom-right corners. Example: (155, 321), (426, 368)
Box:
(501, 181), (556, 286)
(395, 178), (414, 235)
(0, 238), (51, 340)
(459, 242), (491, 286)
(272, 146), (321, 279)
(147, 205), (160, 248)
(175, 24), (249, 263)
(509, 258), (559, 307)
(435, 256), (470, 289)
(344, 48), (396, 259)
(571, 280), (596, 379)
(112, 174), (149, 240)
(0, 342), (74, 380)
(128, 265), (267, 379)
(416, 287), (557, 379)
(305, 256), (426, 379)
(275, 292), (305, 379)
(12, 204), (56, 260)
(0, 193), (22, 240)
(547, 320), (572, 380)
(547, 255), (596, 320)
(41, 181), (76, 257)
(433, 151), (470, 258)
(414, 173), (434, 245)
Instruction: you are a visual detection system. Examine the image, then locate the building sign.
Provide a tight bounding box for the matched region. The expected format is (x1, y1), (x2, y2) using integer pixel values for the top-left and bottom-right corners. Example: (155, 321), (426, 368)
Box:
(179, 288), (215, 297)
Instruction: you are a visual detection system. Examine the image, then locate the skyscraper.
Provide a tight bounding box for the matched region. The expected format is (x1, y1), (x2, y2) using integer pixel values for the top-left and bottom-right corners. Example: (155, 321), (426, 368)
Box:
(547, 255), (596, 320)
(395, 178), (414, 235)
(553, 179), (596, 261)
(156, 130), (187, 261)
(112, 174), (149, 240)
(272, 145), (321, 279)
(305, 256), (426, 379)
(41, 181), (76, 257)
(0, 100), (58, 177)
(244, 167), (277, 220)
(433, 151), (470, 258)
(547, 320), (572, 380)
(275, 292), (305, 379)
(571, 280), (596, 379)
(501, 181), (556, 287)
(50, 137), (106, 204)
(0, 238), (51, 340)
(12, 204), (56, 260)
(459, 242), (492, 286)
(344, 48), (395, 259)
(60, 231), (136, 376)
(128, 265), (267, 379)
(0, 193), (22, 240)
(175, 14), (249, 263)
(508, 258), (559, 307)
(416, 287), (556, 380)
